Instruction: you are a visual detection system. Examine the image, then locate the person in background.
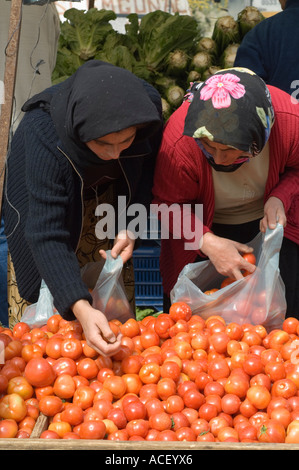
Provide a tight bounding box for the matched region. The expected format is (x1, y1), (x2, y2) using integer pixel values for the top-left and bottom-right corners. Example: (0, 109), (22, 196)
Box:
(234, 0), (299, 98)
(152, 68), (299, 319)
(0, 1), (60, 327)
(3, 60), (163, 355)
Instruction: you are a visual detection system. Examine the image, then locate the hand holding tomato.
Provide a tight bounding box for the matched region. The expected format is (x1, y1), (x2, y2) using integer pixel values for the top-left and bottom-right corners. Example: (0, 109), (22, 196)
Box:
(260, 196), (286, 233)
(71, 299), (122, 356)
(201, 232), (256, 281)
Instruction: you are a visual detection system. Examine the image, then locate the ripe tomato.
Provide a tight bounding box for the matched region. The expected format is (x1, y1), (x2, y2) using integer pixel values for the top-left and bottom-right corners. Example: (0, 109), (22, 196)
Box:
(154, 314), (175, 339)
(120, 319), (140, 338)
(0, 393), (27, 422)
(247, 385), (271, 409)
(21, 343), (43, 362)
(257, 419), (285, 443)
(52, 357), (77, 377)
(53, 374), (76, 399)
(7, 376), (34, 400)
(73, 385), (95, 410)
(271, 378), (297, 399)
(38, 395), (63, 417)
(48, 421), (72, 438)
(126, 419), (149, 438)
(169, 302), (192, 323)
(139, 363), (160, 384)
(149, 412), (172, 432)
(60, 404), (84, 426)
(286, 421), (299, 443)
(0, 419), (19, 438)
(103, 376), (126, 400)
(25, 358), (56, 388)
(77, 358), (99, 380)
(242, 253), (256, 265)
(123, 398), (146, 421)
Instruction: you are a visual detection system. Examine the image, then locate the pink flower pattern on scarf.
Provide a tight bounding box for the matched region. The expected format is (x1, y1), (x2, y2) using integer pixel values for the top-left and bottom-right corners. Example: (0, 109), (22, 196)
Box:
(200, 73), (246, 109)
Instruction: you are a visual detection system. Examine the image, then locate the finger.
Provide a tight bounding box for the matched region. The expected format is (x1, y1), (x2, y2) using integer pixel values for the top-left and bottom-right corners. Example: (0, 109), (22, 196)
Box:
(99, 249), (107, 259)
(259, 217), (267, 233)
(231, 268), (244, 281)
(233, 241), (254, 254)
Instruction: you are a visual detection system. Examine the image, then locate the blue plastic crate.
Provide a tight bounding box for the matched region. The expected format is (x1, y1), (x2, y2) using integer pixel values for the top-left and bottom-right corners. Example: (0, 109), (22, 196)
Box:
(133, 246), (163, 310)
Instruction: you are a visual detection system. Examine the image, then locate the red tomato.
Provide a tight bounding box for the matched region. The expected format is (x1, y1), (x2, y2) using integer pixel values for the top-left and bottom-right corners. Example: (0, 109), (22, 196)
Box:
(242, 253), (256, 265)
(78, 420), (106, 439)
(73, 385), (95, 410)
(77, 358), (99, 380)
(21, 343), (43, 362)
(154, 314), (175, 339)
(0, 393), (27, 422)
(103, 376), (127, 400)
(52, 357), (77, 377)
(257, 419), (285, 443)
(271, 378), (297, 399)
(123, 398), (146, 421)
(48, 421), (72, 438)
(7, 376), (34, 400)
(126, 419), (149, 438)
(120, 319), (140, 338)
(149, 412), (172, 432)
(38, 395), (64, 417)
(53, 374), (76, 399)
(247, 385), (271, 409)
(0, 419), (19, 438)
(60, 404), (84, 426)
(25, 358), (56, 388)
(169, 302), (192, 323)
(40, 430), (60, 439)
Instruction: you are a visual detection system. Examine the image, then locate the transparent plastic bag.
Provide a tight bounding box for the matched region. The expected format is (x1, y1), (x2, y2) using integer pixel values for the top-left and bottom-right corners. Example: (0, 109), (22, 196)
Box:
(21, 280), (57, 327)
(171, 225), (286, 331)
(82, 251), (134, 323)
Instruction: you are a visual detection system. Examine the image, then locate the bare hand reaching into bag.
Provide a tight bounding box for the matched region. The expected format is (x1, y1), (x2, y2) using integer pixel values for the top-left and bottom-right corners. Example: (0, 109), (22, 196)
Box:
(99, 230), (136, 264)
(201, 232), (256, 281)
(71, 299), (122, 356)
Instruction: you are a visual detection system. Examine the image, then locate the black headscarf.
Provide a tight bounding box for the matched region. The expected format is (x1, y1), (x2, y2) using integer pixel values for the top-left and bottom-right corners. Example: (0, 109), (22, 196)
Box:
(22, 60), (162, 183)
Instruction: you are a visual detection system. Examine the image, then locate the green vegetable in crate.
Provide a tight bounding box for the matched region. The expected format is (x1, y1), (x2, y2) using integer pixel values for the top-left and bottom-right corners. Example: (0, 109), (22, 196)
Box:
(155, 75), (176, 95)
(212, 15), (240, 55)
(166, 85), (185, 108)
(221, 43), (240, 69)
(161, 98), (172, 122)
(137, 11), (199, 72)
(191, 51), (213, 74)
(187, 70), (201, 84)
(167, 49), (189, 77)
(195, 37), (218, 59)
(201, 65), (222, 81)
(237, 6), (264, 38)
(60, 8), (116, 60)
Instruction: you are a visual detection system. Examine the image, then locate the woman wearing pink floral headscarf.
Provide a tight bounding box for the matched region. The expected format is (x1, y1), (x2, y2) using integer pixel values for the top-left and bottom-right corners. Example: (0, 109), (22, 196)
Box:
(152, 68), (299, 319)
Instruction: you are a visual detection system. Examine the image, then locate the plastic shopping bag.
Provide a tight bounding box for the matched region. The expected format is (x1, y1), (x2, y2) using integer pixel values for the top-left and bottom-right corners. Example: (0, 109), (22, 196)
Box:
(81, 251), (134, 323)
(171, 225), (286, 331)
(21, 280), (57, 328)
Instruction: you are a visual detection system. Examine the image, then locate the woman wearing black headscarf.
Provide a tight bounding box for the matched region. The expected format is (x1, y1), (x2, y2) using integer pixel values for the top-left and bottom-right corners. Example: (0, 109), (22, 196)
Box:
(3, 60), (163, 355)
(152, 67), (299, 318)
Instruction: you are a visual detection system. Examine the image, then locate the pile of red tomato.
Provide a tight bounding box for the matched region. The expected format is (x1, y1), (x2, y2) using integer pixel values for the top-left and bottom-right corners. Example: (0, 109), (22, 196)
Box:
(1, 301), (299, 443)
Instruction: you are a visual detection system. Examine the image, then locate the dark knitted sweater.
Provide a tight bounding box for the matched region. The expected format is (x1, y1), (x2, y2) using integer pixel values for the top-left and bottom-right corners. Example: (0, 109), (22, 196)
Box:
(3, 65), (162, 319)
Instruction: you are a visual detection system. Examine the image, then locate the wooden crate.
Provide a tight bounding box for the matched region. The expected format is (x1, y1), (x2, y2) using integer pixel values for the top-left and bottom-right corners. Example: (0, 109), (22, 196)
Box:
(0, 413), (298, 449)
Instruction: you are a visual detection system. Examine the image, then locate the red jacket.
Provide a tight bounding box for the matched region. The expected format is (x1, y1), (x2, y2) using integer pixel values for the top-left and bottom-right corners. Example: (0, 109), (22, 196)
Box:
(152, 85), (299, 295)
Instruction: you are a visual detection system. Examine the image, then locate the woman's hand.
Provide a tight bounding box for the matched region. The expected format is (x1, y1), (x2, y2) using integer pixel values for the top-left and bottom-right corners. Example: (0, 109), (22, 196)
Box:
(201, 232), (256, 281)
(72, 299), (122, 356)
(260, 196), (286, 233)
(99, 230), (135, 264)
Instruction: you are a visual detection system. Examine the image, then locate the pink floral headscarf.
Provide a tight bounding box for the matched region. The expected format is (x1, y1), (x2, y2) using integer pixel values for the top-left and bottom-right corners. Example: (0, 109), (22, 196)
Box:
(183, 68), (274, 157)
